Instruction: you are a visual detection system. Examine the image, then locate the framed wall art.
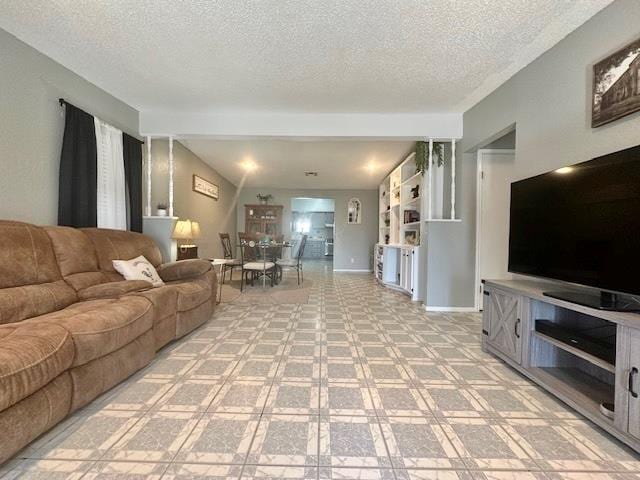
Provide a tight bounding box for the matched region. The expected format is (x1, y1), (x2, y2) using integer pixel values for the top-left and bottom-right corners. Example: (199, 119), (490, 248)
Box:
(192, 174), (219, 200)
(592, 36), (640, 127)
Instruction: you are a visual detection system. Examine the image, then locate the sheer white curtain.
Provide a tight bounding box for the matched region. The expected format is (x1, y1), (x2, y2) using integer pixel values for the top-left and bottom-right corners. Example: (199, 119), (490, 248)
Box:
(94, 117), (127, 229)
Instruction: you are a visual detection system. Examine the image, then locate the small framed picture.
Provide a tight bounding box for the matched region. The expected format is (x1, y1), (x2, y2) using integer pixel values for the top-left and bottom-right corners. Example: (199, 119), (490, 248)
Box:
(404, 230), (419, 246)
(193, 174), (218, 200)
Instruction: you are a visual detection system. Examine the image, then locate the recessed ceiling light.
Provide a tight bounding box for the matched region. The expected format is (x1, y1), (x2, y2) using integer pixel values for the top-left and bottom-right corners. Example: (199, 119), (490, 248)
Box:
(240, 157), (257, 172)
(554, 166), (574, 174)
(305, 172), (318, 177)
(365, 161), (377, 173)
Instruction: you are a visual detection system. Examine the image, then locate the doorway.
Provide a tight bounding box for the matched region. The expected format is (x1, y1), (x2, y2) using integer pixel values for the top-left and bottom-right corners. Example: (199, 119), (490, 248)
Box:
(291, 198), (335, 268)
(475, 148), (516, 310)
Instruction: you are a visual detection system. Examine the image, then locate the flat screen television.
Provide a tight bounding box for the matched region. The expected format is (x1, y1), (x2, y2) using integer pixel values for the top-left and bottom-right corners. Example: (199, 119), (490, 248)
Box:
(508, 144), (640, 311)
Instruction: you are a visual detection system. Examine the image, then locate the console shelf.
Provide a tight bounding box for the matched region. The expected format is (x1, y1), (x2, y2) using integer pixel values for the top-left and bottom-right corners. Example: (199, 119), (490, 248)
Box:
(482, 278), (640, 453)
(532, 331), (615, 373)
(528, 367), (614, 427)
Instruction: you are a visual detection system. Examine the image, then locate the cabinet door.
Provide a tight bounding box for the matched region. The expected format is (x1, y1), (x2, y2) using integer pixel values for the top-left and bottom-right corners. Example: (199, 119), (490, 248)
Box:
(246, 220), (263, 235)
(263, 221), (280, 236)
(399, 249), (412, 292)
(622, 327), (640, 439)
(484, 288), (522, 364)
(405, 250), (413, 293)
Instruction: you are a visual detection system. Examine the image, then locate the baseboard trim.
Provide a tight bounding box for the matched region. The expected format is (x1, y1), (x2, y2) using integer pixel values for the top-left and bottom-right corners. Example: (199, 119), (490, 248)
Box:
(424, 306), (479, 312)
(333, 269), (373, 273)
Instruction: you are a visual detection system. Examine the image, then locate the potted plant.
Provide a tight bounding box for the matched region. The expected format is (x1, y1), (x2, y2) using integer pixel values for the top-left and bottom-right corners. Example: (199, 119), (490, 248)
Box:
(415, 141), (445, 175)
(156, 202), (168, 216)
(257, 193), (274, 205)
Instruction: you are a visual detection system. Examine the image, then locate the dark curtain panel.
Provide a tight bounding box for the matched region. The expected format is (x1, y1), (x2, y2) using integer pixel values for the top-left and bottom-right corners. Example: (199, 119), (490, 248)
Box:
(123, 133), (144, 232)
(58, 104), (98, 227)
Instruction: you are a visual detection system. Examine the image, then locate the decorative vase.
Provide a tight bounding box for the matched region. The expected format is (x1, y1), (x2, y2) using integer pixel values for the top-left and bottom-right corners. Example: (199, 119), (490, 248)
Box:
(156, 208), (167, 217)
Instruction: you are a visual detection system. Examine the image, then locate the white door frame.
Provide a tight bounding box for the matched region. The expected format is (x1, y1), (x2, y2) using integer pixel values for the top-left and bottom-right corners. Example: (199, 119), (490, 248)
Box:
(474, 149), (516, 311)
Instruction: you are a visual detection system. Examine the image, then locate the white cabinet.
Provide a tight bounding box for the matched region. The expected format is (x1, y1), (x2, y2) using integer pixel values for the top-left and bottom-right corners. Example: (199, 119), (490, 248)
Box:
(482, 287), (522, 365)
(399, 247), (419, 297)
(375, 244), (421, 302)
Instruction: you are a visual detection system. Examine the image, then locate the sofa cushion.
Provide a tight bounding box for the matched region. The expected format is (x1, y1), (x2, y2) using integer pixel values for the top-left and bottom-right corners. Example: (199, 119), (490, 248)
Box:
(28, 296), (154, 367)
(0, 221), (62, 288)
(44, 226), (108, 291)
(157, 259), (211, 282)
(81, 228), (163, 275)
(0, 221), (77, 325)
(78, 280), (152, 301)
(0, 281), (78, 326)
(168, 278), (213, 312)
(0, 322), (74, 411)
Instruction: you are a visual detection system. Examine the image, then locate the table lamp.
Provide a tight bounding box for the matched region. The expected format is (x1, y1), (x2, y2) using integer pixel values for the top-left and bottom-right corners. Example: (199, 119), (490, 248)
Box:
(172, 219), (201, 260)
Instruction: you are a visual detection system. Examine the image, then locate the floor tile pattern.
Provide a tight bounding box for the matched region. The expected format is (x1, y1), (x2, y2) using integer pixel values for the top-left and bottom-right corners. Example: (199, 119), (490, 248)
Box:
(3, 261), (640, 479)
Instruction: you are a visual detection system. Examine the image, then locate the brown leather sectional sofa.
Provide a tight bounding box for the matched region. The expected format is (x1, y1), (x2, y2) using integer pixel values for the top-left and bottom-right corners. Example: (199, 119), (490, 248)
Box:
(0, 221), (216, 464)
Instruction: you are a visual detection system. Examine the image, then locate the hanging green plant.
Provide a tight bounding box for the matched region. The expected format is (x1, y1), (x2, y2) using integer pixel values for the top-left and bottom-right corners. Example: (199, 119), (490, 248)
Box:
(415, 141), (445, 175)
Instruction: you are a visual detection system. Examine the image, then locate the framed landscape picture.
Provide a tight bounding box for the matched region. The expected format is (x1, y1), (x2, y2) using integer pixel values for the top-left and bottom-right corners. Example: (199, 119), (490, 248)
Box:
(592, 36), (640, 127)
(192, 174), (219, 200)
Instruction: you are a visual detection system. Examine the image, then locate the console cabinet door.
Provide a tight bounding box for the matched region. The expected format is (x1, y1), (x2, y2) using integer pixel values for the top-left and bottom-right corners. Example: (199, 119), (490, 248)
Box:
(484, 288), (522, 364)
(619, 326), (640, 439)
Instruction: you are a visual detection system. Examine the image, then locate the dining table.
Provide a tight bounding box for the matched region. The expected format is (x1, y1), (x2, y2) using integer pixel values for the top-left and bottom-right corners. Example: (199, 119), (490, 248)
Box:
(239, 241), (294, 288)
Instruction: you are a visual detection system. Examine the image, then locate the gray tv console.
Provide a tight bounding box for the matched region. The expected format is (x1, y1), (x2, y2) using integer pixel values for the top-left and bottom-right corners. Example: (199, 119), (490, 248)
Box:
(482, 279), (640, 452)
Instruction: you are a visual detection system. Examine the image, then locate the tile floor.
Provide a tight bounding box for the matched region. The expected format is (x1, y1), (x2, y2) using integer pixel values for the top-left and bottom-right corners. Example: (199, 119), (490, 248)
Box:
(3, 262), (640, 479)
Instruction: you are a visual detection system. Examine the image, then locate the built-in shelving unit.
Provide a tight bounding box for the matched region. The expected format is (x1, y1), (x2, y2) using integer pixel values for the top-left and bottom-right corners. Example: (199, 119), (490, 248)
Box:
(375, 139), (460, 303)
(378, 151), (422, 247)
(378, 140), (460, 248)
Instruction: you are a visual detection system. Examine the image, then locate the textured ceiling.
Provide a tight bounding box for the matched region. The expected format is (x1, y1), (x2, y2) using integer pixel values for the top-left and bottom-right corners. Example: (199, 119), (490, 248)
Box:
(180, 138), (415, 189)
(0, 0), (611, 114)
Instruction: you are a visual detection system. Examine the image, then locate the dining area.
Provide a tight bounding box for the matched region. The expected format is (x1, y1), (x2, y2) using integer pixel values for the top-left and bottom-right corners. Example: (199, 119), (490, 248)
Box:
(210, 232), (309, 304)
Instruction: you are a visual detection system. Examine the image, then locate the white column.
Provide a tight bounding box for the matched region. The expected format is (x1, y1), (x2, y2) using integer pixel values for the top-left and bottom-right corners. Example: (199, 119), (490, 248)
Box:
(451, 139), (456, 220)
(168, 136), (175, 218)
(146, 136), (152, 216)
(428, 139), (433, 220)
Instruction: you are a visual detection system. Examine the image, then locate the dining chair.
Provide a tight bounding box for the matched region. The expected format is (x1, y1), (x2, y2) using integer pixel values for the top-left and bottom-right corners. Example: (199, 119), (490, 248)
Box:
(218, 233), (243, 283)
(238, 232), (258, 260)
(276, 234), (307, 285)
(238, 238), (277, 291)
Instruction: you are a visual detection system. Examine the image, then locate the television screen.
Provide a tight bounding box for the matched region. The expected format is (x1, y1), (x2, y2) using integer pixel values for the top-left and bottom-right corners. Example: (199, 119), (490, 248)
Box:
(508, 145), (640, 296)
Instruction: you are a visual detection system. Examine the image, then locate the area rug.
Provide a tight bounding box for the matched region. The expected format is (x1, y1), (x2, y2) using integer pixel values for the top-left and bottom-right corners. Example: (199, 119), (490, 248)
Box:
(219, 276), (313, 304)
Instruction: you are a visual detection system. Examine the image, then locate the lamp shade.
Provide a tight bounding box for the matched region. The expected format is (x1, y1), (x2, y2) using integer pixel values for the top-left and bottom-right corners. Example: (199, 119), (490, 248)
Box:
(191, 221), (201, 239)
(172, 219), (201, 240)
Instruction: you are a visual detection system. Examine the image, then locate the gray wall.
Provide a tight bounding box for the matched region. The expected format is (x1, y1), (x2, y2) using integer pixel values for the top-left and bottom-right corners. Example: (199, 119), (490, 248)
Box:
(0, 28), (139, 225)
(237, 188), (378, 270)
(484, 130), (516, 150)
(146, 139), (238, 260)
(431, 0), (640, 308)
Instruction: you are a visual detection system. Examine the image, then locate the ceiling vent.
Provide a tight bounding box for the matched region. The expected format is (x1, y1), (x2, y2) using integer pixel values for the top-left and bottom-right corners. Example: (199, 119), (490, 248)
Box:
(305, 172), (318, 177)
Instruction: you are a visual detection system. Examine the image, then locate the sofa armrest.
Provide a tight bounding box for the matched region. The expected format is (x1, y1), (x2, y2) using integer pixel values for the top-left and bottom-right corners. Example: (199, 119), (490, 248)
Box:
(157, 259), (211, 282)
(78, 280), (153, 301)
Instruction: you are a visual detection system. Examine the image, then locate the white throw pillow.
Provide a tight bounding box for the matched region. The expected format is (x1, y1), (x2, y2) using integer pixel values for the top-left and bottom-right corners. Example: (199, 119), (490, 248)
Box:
(112, 255), (164, 287)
